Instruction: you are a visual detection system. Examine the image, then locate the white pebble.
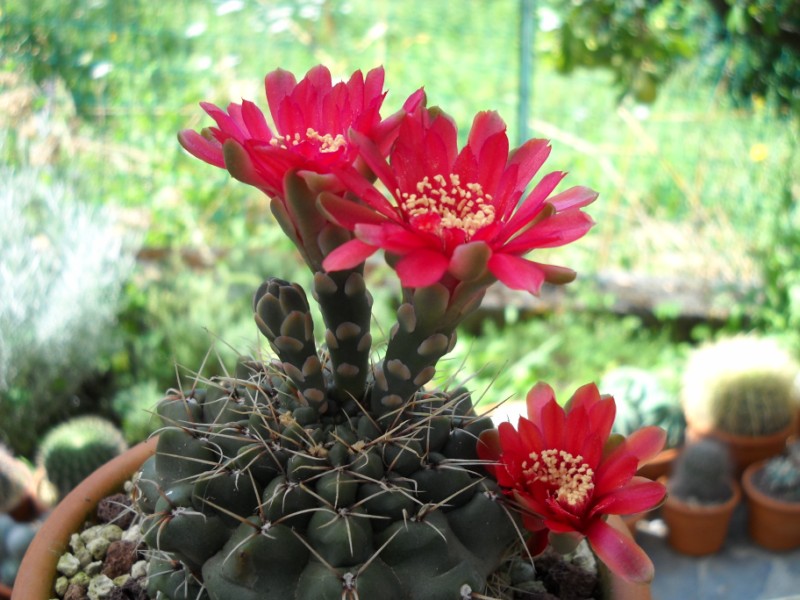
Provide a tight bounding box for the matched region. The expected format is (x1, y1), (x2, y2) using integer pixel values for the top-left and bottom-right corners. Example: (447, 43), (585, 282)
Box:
(56, 553), (80, 577)
(87, 574), (115, 599)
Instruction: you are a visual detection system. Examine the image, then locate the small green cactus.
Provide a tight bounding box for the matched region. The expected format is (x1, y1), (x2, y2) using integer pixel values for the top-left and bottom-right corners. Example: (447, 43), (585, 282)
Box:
(681, 336), (799, 437)
(0, 444), (33, 514)
(601, 366), (685, 448)
(756, 441), (800, 502)
(670, 439), (735, 504)
(37, 416), (127, 499)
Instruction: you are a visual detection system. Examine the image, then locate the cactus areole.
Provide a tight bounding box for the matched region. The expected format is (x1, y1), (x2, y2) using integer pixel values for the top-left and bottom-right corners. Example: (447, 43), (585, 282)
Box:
(138, 65), (664, 599)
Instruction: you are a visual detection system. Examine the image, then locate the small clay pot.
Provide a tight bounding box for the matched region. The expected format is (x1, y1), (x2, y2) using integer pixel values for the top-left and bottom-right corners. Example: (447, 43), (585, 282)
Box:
(661, 479), (741, 556)
(742, 460), (800, 552)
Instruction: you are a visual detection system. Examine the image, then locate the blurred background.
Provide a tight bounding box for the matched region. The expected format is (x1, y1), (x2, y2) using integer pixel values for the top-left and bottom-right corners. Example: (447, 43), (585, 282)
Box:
(0, 0), (798, 459)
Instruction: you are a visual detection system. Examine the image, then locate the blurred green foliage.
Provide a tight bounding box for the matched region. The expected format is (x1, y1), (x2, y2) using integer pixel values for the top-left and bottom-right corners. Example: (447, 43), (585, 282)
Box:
(0, 0), (797, 453)
(548, 0), (800, 112)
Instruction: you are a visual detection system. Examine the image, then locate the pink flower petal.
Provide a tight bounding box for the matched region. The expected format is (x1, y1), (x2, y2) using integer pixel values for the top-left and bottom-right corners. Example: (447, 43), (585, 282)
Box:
(265, 68), (298, 124)
(590, 479), (666, 517)
(548, 185), (599, 211)
(499, 170), (566, 241)
(525, 382), (556, 425)
(586, 519), (655, 584)
(624, 426), (668, 466)
(502, 210), (595, 253)
(178, 130), (224, 168)
(317, 192), (388, 229)
(395, 249), (449, 287)
(322, 239), (377, 271)
(593, 454), (638, 497)
(240, 99), (273, 140)
(487, 254), (546, 294)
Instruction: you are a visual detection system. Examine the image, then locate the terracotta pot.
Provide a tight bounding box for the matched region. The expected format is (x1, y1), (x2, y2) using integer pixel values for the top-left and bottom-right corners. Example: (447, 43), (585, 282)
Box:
(11, 438), (158, 600)
(13, 437), (651, 600)
(636, 447), (679, 481)
(687, 422), (795, 475)
(741, 460), (800, 551)
(661, 479), (741, 556)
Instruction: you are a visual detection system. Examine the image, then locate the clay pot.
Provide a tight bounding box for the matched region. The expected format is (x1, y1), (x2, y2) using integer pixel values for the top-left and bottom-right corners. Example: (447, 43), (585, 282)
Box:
(741, 460), (800, 551)
(687, 422), (795, 475)
(661, 479), (741, 556)
(11, 438), (158, 600)
(13, 436), (651, 600)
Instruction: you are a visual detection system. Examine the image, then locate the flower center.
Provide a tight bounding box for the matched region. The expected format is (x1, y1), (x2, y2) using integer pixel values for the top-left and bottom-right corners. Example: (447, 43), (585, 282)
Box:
(523, 449), (595, 507)
(270, 127), (347, 153)
(399, 174), (495, 237)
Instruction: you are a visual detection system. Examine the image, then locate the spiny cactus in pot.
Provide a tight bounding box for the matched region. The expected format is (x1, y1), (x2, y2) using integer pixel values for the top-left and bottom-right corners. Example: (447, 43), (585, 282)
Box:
(754, 440), (800, 503)
(668, 439), (735, 505)
(662, 439), (740, 555)
(681, 335), (799, 471)
(133, 64), (666, 600)
(741, 440), (800, 551)
(681, 335), (799, 437)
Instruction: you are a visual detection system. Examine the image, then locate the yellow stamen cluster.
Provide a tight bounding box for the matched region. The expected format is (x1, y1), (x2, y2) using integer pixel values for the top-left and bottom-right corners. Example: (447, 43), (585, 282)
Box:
(399, 173), (495, 237)
(270, 127), (347, 153)
(522, 449), (595, 507)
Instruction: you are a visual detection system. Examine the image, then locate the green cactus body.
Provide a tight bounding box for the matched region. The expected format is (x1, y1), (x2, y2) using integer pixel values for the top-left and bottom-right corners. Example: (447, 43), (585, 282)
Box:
(139, 369), (517, 600)
(669, 439), (734, 504)
(757, 442), (800, 502)
(710, 374), (796, 436)
(37, 416), (128, 499)
(681, 336), (800, 437)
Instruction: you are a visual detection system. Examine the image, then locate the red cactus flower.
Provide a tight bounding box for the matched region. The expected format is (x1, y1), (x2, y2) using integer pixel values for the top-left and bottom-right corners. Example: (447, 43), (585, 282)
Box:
(478, 382), (666, 584)
(321, 108), (596, 293)
(178, 65), (423, 200)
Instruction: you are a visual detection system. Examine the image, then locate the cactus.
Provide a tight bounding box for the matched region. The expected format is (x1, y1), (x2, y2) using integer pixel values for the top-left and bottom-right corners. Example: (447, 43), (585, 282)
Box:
(756, 441), (800, 502)
(0, 444), (33, 514)
(601, 367), (685, 448)
(37, 416), (128, 499)
(681, 336), (800, 436)
(138, 301), (518, 600)
(135, 64), (620, 597)
(669, 439), (735, 504)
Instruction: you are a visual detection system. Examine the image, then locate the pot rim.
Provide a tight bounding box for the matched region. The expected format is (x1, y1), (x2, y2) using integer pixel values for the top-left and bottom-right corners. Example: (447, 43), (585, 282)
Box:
(11, 438), (158, 600)
(741, 460), (800, 511)
(663, 478), (742, 515)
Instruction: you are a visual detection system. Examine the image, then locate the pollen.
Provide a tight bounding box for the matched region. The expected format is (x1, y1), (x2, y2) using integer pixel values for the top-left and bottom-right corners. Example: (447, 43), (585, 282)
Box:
(399, 174), (495, 237)
(523, 449), (595, 508)
(269, 128), (347, 153)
